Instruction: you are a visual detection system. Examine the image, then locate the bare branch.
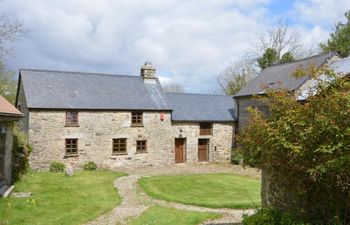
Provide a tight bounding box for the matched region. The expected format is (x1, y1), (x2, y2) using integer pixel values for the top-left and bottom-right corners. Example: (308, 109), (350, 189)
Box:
(0, 14), (26, 57)
(162, 83), (185, 93)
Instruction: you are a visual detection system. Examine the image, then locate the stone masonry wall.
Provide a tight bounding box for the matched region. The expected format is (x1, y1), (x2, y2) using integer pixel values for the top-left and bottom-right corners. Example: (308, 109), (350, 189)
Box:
(171, 122), (234, 163)
(29, 110), (174, 169)
(28, 111), (234, 169)
(28, 110), (234, 169)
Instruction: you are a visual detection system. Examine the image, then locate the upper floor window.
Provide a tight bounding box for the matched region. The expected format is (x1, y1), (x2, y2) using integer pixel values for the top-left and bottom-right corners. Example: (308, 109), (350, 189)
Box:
(66, 111), (78, 126)
(200, 123), (212, 135)
(112, 138), (127, 155)
(131, 112), (143, 126)
(65, 138), (78, 155)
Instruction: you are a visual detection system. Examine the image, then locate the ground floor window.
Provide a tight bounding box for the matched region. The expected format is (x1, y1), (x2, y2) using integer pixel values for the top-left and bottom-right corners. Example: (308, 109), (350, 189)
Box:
(65, 139), (78, 155)
(136, 140), (147, 153)
(113, 138), (127, 154)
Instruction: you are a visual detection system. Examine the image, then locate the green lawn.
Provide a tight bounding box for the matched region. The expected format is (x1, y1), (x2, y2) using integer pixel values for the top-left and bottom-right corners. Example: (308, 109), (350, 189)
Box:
(0, 170), (125, 225)
(139, 173), (261, 209)
(128, 206), (220, 225)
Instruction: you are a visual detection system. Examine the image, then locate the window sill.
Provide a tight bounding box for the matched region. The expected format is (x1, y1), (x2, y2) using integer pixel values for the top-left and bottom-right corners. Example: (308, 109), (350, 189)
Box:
(65, 124), (80, 127)
(111, 153), (128, 156)
(131, 124), (144, 127)
(63, 154), (79, 158)
(136, 151), (148, 154)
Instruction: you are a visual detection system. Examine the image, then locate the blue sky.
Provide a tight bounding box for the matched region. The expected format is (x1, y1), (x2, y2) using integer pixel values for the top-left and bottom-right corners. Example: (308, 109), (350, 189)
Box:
(1, 0), (349, 93)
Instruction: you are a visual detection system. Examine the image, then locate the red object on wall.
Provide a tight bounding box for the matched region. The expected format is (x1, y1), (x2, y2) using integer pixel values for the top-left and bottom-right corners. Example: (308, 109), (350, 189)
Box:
(160, 112), (165, 121)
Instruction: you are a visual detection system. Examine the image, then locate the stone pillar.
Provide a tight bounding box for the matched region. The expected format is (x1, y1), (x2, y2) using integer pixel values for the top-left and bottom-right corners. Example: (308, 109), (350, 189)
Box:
(3, 123), (13, 185)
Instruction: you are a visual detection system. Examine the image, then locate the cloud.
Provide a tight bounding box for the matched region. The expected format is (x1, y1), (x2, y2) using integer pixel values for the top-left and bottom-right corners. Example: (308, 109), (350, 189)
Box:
(0, 0), (348, 93)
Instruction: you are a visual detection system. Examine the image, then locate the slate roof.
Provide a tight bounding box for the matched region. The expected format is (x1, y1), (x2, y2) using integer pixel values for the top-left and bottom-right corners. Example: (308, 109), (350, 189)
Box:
(234, 52), (339, 97)
(166, 93), (235, 122)
(19, 69), (170, 110)
(0, 95), (22, 117)
(330, 56), (350, 75)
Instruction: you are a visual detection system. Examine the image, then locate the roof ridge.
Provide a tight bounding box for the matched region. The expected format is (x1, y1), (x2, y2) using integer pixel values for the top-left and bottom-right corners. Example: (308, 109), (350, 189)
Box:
(262, 51), (337, 70)
(165, 92), (232, 97)
(20, 68), (140, 78)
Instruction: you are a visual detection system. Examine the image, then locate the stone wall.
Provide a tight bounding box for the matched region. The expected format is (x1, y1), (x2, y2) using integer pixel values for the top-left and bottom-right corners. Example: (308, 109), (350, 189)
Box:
(28, 110), (234, 169)
(171, 122), (234, 163)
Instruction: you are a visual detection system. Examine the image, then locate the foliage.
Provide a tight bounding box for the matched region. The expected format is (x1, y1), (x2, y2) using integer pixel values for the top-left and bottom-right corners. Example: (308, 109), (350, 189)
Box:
(238, 66), (350, 223)
(280, 52), (295, 64)
(242, 207), (305, 225)
(11, 123), (31, 183)
(0, 171), (125, 225)
(231, 151), (244, 165)
(128, 205), (220, 225)
(257, 48), (278, 69)
(0, 62), (17, 103)
(83, 161), (97, 170)
(139, 174), (260, 209)
(217, 59), (257, 95)
(320, 10), (350, 57)
(49, 161), (65, 172)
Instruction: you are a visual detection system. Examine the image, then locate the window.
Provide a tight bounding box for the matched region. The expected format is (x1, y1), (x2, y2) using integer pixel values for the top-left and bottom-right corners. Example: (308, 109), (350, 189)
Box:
(136, 140), (147, 153)
(66, 111), (79, 126)
(112, 139), (127, 154)
(200, 123), (212, 135)
(131, 112), (143, 126)
(65, 139), (78, 155)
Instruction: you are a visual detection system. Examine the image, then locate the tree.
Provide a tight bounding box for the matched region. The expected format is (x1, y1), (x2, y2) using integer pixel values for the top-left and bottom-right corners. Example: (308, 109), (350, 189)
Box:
(162, 83), (185, 93)
(320, 10), (350, 57)
(217, 59), (257, 95)
(257, 48), (278, 69)
(0, 14), (25, 57)
(279, 52), (295, 64)
(239, 67), (350, 224)
(0, 14), (25, 103)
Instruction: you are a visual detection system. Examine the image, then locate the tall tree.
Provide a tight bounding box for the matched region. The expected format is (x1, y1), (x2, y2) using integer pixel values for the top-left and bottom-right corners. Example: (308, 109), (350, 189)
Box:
(0, 14), (25, 57)
(0, 14), (25, 103)
(162, 83), (185, 93)
(320, 10), (350, 57)
(217, 59), (257, 95)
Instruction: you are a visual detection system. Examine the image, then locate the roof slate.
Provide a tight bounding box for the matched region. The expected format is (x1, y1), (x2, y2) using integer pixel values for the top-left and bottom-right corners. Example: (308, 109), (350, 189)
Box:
(166, 93), (235, 122)
(20, 69), (170, 110)
(330, 56), (350, 75)
(0, 95), (22, 117)
(234, 52), (339, 97)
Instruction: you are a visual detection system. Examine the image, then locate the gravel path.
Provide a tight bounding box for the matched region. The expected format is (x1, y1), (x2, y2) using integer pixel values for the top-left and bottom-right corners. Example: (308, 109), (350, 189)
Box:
(85, 163), (260, 225)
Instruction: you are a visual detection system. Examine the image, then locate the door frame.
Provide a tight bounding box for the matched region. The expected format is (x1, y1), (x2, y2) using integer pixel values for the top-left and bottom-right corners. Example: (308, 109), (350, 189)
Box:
(174, 138), (186, 163)
(198, 138), (209, 162)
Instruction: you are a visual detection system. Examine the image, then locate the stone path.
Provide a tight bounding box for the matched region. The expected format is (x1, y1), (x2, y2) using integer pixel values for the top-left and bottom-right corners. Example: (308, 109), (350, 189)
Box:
(85, 163), (260, 225)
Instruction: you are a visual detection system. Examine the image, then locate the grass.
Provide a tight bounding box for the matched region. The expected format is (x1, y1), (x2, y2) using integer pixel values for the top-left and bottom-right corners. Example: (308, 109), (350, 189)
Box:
(139, 173), (261, 209)
(0, 170), (126, 225)
(128, 205), (220, 225)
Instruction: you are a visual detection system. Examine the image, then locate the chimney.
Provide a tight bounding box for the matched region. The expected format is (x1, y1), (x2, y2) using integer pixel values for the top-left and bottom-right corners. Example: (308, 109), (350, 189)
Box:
(140, 61), (156, 80)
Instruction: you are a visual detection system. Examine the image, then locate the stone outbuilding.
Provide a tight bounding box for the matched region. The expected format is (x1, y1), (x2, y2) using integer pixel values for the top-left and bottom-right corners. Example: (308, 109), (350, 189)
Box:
(0, 96), (22, 195)
(15, 63), (236, 169)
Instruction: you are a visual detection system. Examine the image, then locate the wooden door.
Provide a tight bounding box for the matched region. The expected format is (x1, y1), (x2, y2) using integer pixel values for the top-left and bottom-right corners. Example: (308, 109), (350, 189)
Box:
(175, 138), (185, 163)
(198, 139), (209, 162)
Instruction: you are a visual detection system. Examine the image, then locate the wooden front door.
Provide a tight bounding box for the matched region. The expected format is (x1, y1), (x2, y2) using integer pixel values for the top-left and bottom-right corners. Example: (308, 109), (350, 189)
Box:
(198, 139), (209, 162)
(175, 138), (185, 163)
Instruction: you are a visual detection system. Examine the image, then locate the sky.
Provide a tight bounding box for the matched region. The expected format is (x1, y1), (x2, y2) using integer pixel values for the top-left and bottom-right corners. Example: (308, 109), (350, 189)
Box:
(1, 0), (350, 93)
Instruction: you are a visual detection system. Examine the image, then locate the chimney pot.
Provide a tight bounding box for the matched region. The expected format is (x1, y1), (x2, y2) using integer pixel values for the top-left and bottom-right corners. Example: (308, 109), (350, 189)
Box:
(140, 61), (156, 79)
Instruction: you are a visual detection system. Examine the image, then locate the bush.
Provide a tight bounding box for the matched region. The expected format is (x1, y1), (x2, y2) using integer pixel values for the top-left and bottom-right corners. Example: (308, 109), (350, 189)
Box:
(242, 207), (304, 225)
(50, 162), (65, 172)
(231, 151), (244, 165)
(83, 162), (97, 171)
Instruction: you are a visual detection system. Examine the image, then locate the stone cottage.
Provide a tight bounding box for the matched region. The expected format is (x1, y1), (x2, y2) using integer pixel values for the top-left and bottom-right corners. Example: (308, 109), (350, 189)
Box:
(15, 62), (235, 169)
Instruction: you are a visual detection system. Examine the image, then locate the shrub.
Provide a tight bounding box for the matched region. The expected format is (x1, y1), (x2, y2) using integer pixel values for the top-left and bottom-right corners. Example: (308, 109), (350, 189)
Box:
(83, 162), (97, 171)
(50, 161), (65, 172)
(231, 151), (244, 165)
(242, 207), (304, 225)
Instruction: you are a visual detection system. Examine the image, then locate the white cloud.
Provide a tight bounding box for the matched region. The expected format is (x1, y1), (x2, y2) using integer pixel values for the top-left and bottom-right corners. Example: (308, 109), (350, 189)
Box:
(1, 0), (272, 93)
(1, 0), (348, 93)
